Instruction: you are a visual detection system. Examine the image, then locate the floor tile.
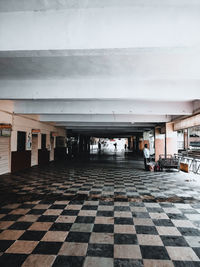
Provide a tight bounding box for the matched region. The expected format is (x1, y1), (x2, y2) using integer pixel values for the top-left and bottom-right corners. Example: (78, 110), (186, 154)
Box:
(32, 241), (62, 254)
(0, 253), (27, 267)
(70, 223), (93, 232)
(28, 222), (53, 231)
(156, 226), (181, 236)
(19, 230), (46, 241)
(95, 217), (114, 224)
(161, 236), (189, 247)
(42, 231), (68, 242)
(6, 240), (38, 254)
(140, 245), (170, 260)
(22, 254), (56, 267)
(114, 233), (138, 244)
(90, 232), (114, 244)
(93, 224), (114, 233)
(143, 259), (174, 267)
(135, 225), (158, 235)
(0, 240), (15, 252)
(114, 259), (143, 267)
(114, 225), (136, 234)
(114, 244), (142, 259)
(66, 232), (91, 243)
(166, 246), (200, 261)
(87, 243), (113, 258)
(52, 256), (85, 267)
(137, 234), (163, 246)
(84, 257), (113, 267)
(0, 230), (24, 240)
(59, 242), (88, 256)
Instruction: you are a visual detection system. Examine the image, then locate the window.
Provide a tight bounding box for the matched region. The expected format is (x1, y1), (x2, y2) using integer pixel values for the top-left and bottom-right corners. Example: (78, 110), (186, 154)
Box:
(17, 131), (26, 152)
(41, 134), (46, 149)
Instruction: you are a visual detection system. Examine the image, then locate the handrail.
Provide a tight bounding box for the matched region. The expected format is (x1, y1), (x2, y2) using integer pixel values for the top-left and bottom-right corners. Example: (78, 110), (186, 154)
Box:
(175, 153), (200, 174)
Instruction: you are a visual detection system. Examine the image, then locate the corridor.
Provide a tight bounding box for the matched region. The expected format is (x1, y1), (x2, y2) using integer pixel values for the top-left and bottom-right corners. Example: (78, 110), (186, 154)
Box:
(0, 153), (200, 267)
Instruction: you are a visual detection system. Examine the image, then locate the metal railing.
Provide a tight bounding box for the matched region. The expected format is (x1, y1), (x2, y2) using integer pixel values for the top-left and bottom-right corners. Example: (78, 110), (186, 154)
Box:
(175, 153), (200, 175)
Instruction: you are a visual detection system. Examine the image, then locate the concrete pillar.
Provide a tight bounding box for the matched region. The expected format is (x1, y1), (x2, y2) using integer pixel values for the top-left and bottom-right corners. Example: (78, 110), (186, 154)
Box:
(11, 130), (17, 152)
(184, 129), (189, 150)
(166, 122), (178, 156)
(155, 127), (165, 162)
(79, 135), (84, 153)
(143, 132), (150, 149)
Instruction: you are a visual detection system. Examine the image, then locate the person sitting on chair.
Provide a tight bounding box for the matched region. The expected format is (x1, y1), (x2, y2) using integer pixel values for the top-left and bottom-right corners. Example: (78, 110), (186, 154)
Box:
(143, 144), (150, 171)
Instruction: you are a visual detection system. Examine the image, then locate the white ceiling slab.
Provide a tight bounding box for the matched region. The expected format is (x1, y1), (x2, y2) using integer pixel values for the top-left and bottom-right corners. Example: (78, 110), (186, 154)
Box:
(0, 5), (200, 50)
(13, 100), (193, 115)
(1, 0), (200, 12)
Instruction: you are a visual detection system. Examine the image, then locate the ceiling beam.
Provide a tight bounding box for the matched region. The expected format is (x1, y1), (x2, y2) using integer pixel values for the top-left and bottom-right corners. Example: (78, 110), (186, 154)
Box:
(40, 114), (170, 123)
(13, 100), (193, 115)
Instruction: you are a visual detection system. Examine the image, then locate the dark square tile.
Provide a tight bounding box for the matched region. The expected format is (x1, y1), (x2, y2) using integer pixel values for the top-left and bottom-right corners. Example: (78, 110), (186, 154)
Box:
(132, 212), (150, 218)
(153, 219), (174, 227)
(114, 218), (133, 225)
(161, 236), (189, 247)
(50, 204), (66, 209)
(0, 209), (12, 214)
(114, 206), (130, 212)
(32, 241), (62, 254)
(37, 215), (58, 222)
(173, 261), (200, 267)
(0, 240), (14, 252)
(146, 207), (164, 213)
(193, 247), (200, 258)
(9, 222), (32, 230)
(177, 227), (200, 236)
(114, 234), (138, 244)
(114, 259), (143, 267)
(19, 230), (46, 241)
(52, 256), (84, 267)
(61, 210), (79, 216)
(50, 223), (72, 231)
(97, 211), (114, 217)
(135, 225), (158, 235)
(82, 205), (98, 210)
(66, 232), (91, 243)
(87, 243), (113, 258)
(75, 216), (95, 224)
(167, 214), (187, 220)
(19, 204), (35, 209)
(93, 224), (114, 233)
(1, 214), (22, 221)
(0, 253), (27, 267)
(140, 245), (170, 260)
(99, 201), (114, 206)
(28, 209), (45, 215)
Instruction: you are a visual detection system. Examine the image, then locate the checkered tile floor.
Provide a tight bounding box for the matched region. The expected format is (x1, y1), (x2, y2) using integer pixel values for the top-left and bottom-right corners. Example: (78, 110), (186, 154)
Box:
(0, 156), (200, 266)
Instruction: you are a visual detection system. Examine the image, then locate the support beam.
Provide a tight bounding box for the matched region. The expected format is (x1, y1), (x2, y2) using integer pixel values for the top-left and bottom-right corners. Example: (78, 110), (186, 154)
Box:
(40, 114), (170, 123)
(1, 80), (200, 102)
(13, 100), (193, 115)
(174, 114), (200, 130)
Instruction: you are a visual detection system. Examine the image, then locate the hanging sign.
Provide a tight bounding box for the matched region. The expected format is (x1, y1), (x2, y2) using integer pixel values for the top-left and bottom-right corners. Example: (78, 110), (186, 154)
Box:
(0, 124), (12, 130)
(51, 132), (59, 137)
(32, 129), (41, 134)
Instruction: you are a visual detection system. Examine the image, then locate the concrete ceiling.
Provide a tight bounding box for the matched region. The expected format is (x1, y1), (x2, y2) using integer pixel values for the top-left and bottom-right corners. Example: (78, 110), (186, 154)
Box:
(0, 0), (200, 136)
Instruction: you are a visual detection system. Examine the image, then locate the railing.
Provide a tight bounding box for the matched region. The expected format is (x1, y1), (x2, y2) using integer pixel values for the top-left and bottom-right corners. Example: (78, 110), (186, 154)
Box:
(175, 153), (200, 175)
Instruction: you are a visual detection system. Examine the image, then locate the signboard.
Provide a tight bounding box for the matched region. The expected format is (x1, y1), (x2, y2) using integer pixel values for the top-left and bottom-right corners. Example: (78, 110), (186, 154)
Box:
(0, 129), (11, 137)
(0, 124), (12, 130)
(51, 132), (59, 137)
(32, 129), (41, 134)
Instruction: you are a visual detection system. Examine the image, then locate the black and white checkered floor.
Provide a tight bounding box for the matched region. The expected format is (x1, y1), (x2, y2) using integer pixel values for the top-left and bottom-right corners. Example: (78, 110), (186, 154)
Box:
(0, 154), (200, 267)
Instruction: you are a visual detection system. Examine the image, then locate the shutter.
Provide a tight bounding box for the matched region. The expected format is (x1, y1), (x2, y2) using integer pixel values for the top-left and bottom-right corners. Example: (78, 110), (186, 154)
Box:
(0, 137), (10, 175)
(31, 136), (38, 166)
